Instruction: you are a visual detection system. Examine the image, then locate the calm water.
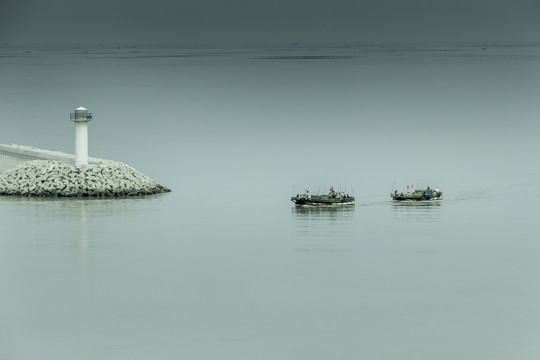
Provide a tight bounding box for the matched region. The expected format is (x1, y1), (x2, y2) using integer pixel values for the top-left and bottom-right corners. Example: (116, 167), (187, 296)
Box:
(1, 43), (540, 359)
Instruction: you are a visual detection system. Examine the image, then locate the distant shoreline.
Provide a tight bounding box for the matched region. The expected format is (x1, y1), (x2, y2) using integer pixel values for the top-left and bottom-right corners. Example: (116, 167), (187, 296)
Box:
(2, 41), (539, 51)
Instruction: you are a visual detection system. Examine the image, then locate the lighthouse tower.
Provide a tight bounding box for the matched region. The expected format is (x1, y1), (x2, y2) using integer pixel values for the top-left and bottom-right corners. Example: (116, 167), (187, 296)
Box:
(70, 107), (93, 166)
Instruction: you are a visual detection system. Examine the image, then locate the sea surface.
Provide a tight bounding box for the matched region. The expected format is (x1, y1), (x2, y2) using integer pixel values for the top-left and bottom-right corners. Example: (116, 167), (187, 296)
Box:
(1, 43), (540, 359)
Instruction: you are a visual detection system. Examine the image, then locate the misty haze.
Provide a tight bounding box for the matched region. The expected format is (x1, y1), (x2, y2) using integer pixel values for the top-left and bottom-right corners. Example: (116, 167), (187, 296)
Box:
(1, 0), (540, 358)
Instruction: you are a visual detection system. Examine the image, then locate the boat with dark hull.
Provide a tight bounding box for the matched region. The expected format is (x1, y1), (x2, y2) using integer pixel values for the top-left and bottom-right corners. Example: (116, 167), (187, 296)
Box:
(391, 187), (442, 201)
(291, 187), (355, 206)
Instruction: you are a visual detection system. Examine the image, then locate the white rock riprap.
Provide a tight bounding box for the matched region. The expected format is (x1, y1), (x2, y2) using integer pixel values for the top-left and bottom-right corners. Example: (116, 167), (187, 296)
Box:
(0, 160), (170, 197)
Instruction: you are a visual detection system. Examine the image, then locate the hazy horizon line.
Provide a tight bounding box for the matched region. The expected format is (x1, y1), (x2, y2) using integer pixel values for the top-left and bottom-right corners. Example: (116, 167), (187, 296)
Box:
(2, 40), (540, 50)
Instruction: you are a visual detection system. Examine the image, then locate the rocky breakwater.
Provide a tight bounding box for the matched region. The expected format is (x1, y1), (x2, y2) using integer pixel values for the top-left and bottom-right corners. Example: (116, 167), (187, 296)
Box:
(0, 160), (170, 197)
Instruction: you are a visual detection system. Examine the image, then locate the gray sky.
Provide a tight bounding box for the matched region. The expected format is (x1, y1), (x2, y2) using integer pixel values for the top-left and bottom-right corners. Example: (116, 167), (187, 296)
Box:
(1, 0), (539, 45)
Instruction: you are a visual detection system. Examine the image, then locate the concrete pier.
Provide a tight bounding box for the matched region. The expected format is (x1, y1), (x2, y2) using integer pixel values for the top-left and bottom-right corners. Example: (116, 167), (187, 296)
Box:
(0, 143), (103, 171)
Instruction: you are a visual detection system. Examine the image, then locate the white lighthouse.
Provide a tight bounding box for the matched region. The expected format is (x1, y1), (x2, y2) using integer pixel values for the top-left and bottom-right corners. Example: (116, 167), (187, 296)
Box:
(70, 107), (93, 166)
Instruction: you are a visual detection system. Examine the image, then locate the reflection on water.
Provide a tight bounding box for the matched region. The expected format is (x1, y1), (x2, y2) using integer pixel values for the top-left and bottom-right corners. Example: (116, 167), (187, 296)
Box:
(391, 200), (442, 223)
(1, 195), (154, 217)
(291, 205), (355, 253)
(76, 201), (90, 250)
(291, 204), (355, 221)
(0, 195), (161, 251)
(391, 200), (442, 207)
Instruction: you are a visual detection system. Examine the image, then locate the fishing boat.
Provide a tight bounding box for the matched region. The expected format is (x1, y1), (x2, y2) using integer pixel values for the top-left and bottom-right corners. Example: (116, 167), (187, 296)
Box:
(291, 187), (355, 206)
(391, 187), (442, 201)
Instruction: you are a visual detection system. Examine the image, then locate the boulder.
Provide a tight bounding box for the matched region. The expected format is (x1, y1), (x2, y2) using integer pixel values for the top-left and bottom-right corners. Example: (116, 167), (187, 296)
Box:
(0, 160), (170, 197)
